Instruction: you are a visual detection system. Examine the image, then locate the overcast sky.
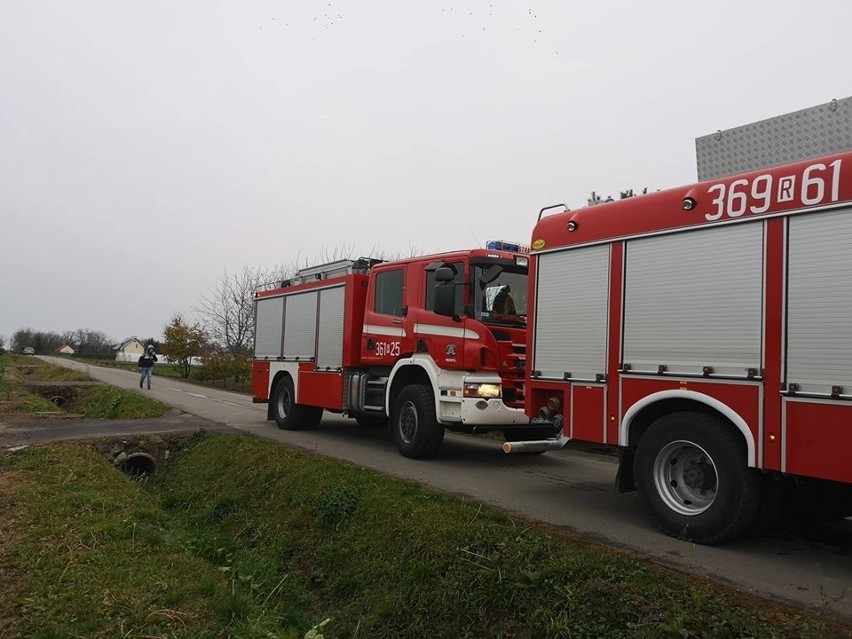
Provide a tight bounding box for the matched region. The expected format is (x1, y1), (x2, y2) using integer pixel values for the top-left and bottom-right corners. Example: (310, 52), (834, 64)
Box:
(1, 1), (850, 347)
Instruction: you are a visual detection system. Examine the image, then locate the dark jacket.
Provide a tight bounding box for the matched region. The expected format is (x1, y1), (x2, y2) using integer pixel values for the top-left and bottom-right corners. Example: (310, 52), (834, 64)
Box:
(138, 352), (158, 368)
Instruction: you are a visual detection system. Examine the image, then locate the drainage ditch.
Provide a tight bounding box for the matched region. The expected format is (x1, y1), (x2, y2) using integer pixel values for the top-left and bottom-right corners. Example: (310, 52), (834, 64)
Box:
(99, 434), (190, 478)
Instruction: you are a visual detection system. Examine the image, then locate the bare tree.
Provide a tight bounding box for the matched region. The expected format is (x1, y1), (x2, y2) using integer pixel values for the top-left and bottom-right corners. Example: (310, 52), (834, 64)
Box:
(71, 329), (112, 354)
(12, 328), (34, 353)
(11, 328), (61, 354)
(195, 265), (270, 359)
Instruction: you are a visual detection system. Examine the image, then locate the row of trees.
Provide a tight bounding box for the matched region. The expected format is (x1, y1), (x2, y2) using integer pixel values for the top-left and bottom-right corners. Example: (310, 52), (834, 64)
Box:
(8, 328), (113, 355)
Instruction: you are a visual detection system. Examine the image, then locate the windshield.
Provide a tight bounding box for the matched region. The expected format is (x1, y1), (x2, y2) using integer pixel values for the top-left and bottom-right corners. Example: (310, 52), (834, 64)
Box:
(473, 266), (528, 326)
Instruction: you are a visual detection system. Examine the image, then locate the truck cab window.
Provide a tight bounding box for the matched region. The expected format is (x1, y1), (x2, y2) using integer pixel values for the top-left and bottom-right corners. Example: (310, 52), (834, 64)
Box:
(475, 267), (527, 326)
(426, 261), (465, 314)
(374, 269), (404, 316)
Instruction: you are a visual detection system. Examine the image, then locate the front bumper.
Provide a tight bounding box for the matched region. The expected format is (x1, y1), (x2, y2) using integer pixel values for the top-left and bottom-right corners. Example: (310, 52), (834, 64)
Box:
(437, 388), (528, 426)
(459, 396), (528, 426)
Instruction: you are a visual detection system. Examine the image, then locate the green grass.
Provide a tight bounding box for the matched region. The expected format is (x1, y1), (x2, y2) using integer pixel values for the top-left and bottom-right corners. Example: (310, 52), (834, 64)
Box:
(0, 438), (234, 639)
(1, 355), (91, 382)
(1, 434), (848, 639)
(26, 363), (91, 383)
(72, 385), (169, 419)
(0, 355), (64, 414)
(12, 393), (58, 413)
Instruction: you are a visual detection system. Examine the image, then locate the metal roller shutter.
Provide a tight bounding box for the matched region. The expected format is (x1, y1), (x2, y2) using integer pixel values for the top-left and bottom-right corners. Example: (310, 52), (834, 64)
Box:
(317, 286), (345, 369)
(283, 291), (318, 359)
(533, 245), (610, 381)
(254, 296), (284, 359)
(623, 223), (763, 376)
(787, 207), (852, 395)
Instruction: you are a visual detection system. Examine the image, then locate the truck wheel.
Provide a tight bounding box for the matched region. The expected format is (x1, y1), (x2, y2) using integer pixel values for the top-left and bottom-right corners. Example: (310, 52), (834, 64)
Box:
(271, 376), (322, 431)
(355, 414), (387, 429)
(634, 411), (761, 544)
(392, 384), (444, 459)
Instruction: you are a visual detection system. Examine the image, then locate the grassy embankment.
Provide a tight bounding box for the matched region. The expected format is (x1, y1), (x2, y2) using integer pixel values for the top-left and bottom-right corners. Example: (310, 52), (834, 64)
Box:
(1, 432), (848, 639)
(0, 354), (168, 419)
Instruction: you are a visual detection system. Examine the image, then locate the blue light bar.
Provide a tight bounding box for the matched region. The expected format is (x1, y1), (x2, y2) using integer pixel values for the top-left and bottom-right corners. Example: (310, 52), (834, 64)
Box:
(486, 240), (530, 254)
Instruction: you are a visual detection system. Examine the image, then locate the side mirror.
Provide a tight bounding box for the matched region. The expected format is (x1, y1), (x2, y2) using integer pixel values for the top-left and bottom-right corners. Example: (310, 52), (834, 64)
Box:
(434, 284), (456, 318)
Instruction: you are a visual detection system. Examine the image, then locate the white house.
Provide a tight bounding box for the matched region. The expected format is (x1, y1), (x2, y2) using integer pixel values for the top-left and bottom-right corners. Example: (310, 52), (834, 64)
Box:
(113, 337), (146, 362)
(56, 344), (75, 355)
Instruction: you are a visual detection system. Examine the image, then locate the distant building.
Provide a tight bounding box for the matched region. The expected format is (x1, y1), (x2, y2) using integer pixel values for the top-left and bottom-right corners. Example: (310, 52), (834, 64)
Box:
(56, 344), (75, 355)
(113, 337), (145, 362)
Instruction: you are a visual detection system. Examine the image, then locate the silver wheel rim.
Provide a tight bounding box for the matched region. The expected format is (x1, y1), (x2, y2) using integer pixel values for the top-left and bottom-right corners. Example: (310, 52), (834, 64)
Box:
(399, 401), (418, 444)
(653, 440), (717, 516)
(276, 387), (291, 420)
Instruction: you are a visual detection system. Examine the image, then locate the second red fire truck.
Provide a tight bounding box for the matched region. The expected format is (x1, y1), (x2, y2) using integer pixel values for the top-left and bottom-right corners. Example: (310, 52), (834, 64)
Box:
(252, 243), (551, 459)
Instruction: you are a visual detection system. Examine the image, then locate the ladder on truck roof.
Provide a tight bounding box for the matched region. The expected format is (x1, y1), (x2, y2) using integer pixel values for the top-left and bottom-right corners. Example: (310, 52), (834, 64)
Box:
(282, 257), (384, 288)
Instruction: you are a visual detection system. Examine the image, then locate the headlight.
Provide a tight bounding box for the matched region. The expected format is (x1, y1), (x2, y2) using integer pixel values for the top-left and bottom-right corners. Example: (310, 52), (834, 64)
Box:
(463, 383), (502, 399)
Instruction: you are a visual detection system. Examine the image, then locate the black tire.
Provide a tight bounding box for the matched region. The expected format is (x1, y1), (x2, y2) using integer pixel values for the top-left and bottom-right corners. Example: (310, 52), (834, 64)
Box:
(391, 384), (444, 459)
(634, 411), (762, 544)
(355, 414), (388, 429)
(271, 376), (322, 431)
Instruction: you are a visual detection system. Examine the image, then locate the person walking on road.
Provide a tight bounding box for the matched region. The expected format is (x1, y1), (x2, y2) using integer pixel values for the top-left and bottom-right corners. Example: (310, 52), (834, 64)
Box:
(138, 345), (158, 389)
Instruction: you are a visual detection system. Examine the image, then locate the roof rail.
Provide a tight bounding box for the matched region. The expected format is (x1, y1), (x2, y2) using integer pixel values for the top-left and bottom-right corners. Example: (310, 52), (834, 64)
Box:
(265, 257), (385, 290)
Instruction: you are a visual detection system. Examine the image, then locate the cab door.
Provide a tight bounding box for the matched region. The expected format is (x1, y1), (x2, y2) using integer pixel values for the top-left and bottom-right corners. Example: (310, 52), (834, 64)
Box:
(415, 261), (468, 369)
(362, 266), (409, 366)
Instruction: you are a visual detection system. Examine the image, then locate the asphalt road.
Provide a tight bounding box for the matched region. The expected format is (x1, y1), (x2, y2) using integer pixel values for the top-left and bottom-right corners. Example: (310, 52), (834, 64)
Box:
(27, 357), (852, 620)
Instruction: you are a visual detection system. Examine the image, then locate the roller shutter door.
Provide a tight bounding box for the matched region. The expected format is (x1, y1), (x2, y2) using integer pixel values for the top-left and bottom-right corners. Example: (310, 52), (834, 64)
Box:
(787, 207), (852, 395)
(316, 286), (345, 369)
(255, 296), (284, 359)
(533, 245), (610, 381)
(623, 223), (763, 376)
(283, 291), (318, 359)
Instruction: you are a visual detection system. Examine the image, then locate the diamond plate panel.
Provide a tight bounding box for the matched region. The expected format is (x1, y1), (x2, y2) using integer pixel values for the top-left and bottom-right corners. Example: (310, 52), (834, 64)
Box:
(696, 97), (852, 181)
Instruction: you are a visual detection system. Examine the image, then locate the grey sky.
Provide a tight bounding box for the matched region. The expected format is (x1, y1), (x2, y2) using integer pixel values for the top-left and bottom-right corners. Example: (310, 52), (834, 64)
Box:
(2, 1), (850, 346)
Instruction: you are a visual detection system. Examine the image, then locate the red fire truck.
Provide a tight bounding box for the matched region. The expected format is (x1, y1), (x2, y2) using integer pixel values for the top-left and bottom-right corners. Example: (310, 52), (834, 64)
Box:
(483, 151), (852, 543)
(251, 244), (552, 459)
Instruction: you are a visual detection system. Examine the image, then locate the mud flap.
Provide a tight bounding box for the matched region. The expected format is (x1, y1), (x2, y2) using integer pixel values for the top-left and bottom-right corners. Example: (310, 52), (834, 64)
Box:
(615, 447), (635, 493)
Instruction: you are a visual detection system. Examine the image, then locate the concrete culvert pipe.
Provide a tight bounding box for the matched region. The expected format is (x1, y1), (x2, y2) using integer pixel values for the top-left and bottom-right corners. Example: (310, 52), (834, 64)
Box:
(121, 453), (157, 478)
(50, 396), (65, 407)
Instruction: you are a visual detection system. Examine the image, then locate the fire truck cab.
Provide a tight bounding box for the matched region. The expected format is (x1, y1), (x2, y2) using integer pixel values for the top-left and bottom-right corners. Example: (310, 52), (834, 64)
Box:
(252, 243), (552, 459)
